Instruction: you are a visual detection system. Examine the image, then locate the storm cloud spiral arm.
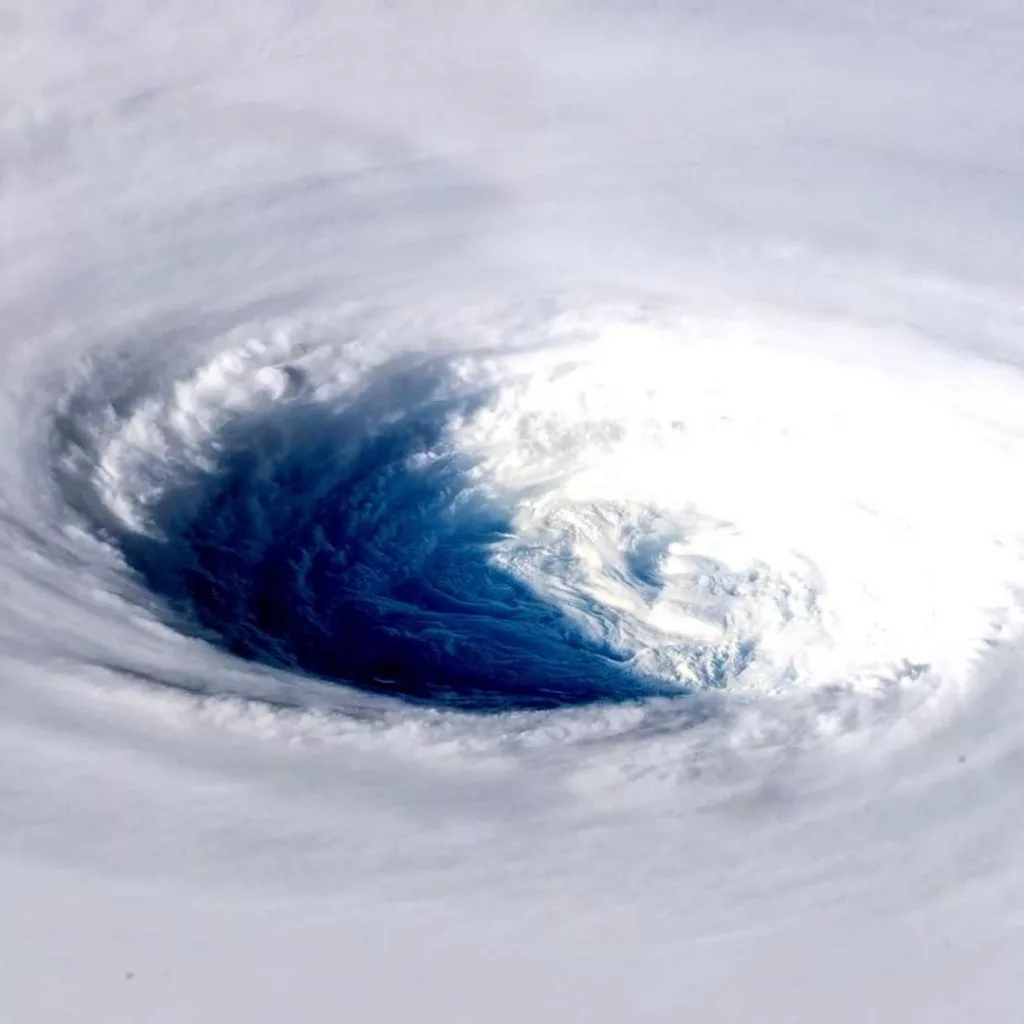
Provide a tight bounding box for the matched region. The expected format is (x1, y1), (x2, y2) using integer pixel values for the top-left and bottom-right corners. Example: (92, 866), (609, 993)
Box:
(4, 3), (1024, 1022)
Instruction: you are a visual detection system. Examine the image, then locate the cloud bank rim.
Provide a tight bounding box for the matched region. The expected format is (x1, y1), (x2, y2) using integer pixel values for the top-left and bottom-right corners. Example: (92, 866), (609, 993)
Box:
(51, 300), (1024, 725)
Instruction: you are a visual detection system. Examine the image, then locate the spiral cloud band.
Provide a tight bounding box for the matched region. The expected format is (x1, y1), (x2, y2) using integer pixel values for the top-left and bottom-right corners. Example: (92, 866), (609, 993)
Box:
(3, 3), (1024, 1022)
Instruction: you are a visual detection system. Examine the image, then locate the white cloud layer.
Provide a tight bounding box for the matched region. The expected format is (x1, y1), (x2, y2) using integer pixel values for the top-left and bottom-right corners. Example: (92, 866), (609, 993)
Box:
(2, 2), (1024, 1021)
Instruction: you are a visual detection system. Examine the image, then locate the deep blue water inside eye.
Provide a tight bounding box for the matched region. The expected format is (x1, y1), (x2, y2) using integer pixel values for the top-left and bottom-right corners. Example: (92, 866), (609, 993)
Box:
(117, 378), (673, 712)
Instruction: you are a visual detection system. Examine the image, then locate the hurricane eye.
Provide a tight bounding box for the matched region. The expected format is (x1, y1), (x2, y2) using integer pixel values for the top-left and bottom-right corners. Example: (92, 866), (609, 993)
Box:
(52, 308), (1024, 729)
(111, 392), (666, 712)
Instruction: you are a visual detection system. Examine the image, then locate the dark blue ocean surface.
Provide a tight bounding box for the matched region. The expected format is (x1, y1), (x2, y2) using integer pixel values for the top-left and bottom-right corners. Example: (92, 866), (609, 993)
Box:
(115, 369), (675, 712)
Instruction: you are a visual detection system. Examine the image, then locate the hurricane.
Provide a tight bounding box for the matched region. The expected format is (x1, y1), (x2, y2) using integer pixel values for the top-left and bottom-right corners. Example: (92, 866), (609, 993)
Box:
(3, 3), (1024, 1021)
